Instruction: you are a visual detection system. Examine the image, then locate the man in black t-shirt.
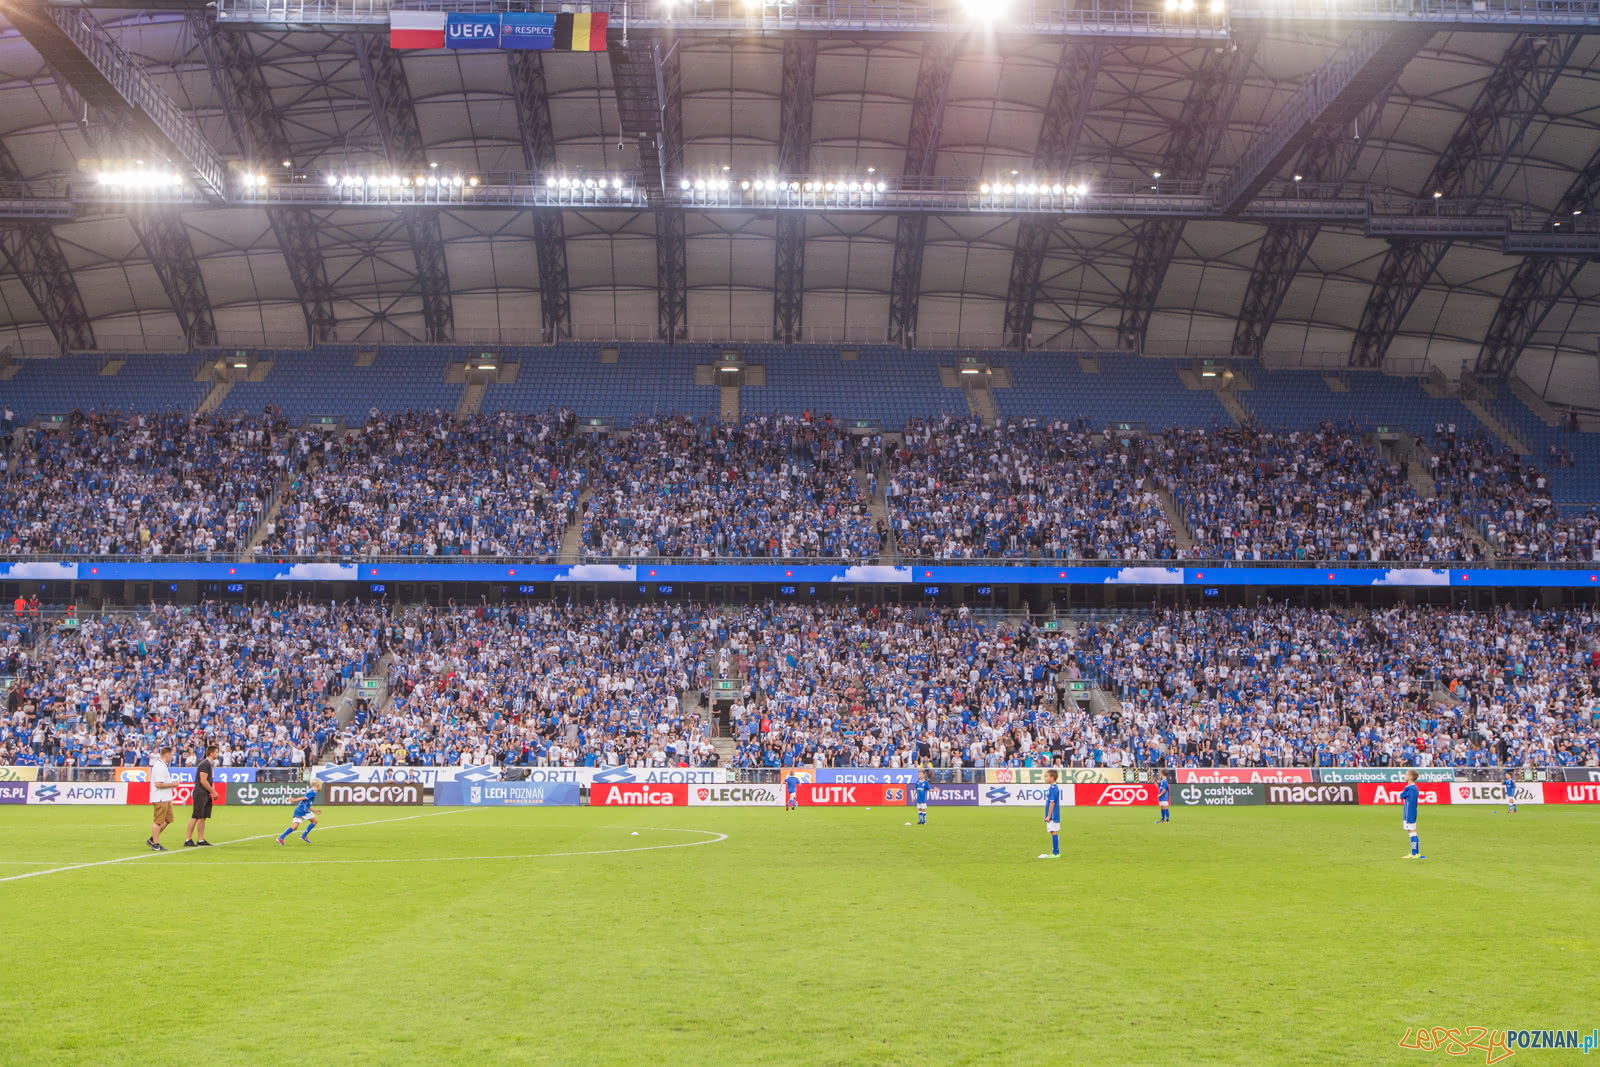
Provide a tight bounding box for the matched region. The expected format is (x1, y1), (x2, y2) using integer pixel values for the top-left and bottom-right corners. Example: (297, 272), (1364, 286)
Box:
(185, 745), (219, 847)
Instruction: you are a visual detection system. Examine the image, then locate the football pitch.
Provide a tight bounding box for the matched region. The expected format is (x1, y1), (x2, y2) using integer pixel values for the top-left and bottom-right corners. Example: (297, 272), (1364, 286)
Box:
(2, 805), (1596, 1065)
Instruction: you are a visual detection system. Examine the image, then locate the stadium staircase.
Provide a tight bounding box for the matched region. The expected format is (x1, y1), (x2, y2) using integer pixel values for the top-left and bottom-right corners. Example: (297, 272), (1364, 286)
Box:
(558, 490), (590, 564)
(1155, 488), (1196, 552)
(1089, 684), (1124, 721)
(1390, 432), (1437, 497)
(719, 384), (740, 420)
(242, 472), (293, 559)
(1457, 378), (1531, 456)
(330, 651), (395, 735)
(966, 383), (997, 428)
(456, 380), (487, 419)
(862, 453), (899, 562)
(196, 378), (233, 414)
(1215, 385), (1251, 426)
(1508, 378), (1563, 428)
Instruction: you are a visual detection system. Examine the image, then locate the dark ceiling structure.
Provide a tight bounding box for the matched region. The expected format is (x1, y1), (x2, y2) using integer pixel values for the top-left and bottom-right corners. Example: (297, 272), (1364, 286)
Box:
(1, 0), (1598, 392)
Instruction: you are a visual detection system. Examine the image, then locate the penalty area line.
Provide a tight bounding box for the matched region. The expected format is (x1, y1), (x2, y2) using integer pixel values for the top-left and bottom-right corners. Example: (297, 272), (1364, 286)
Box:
(0, 808), (474, 885)
(111, 826), (732, 868)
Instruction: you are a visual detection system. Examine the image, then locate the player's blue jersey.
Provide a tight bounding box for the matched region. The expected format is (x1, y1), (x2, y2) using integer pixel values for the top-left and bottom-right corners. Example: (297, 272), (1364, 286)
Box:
(1157, 778), (1170, 803)
(1044, 783), (1061, 822)
(784, 774), (799, 794)
(1400, 783), (1419, 823)
(292, 788), (317, 818)
(915, 779), (930, 804)
(1503, 778), (1516, 801)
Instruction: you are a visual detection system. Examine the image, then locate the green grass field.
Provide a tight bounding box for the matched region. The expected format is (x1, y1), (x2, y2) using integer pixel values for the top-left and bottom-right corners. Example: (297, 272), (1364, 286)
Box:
(2, 804), (1596, 1065)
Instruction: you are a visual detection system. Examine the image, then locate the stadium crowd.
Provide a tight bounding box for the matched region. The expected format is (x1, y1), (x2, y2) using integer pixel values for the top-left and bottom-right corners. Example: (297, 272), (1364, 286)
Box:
(1081, 605), (1599, 768)
(581, 415), (882, 558)
(331, 601), (715, 766)
(1428, 428), (1600, 562)
(3, 408), (1600, 565)
(886, 418), (1178, 559)
(7, 599), (1593, 771)
(258, 412), (586, 558)
(0, 601), (370, 768)
(0, 412), (288, 556)
(1157, 424), (1480, 562)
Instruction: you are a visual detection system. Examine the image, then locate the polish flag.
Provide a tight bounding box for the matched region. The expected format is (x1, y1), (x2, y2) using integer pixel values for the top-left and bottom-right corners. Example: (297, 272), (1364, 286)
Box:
(390, 11), (446, 49)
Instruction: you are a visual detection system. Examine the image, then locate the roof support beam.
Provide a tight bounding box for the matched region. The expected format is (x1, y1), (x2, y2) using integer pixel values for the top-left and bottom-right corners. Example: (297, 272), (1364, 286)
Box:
(888, 40), (957, 348)
(1003, 41), (1099, 350)
(610, 38), (686, 340)
(1350, 32), (1578, 367)
(191, 14), (337, 344)
(1231, 87), (1393, 358)
(1215, 26), (1430, 215)
(509, 50), (571, 342)
(1475, 144), (1600, 380)
(53, 78), (217, 348)
(355, 34), (453, 343)
(1118, 38), (1254, 352)
(7, 3), (226, 199)
(773, 38), (816, 344)
(0, 141), (93, 351)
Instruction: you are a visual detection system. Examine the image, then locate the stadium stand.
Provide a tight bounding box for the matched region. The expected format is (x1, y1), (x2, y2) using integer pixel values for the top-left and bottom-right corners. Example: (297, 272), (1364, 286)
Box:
(0, 354), (206, 421)
(993, 352), (1231, 428)
(6, 602), (1594, 771)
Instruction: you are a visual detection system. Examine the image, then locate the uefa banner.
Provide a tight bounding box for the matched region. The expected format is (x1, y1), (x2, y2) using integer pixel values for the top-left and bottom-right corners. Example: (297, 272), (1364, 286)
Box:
(797, 783), (908, 806)
(980, 783), (1071, 807)
(688, 784), (783, 806)
(1543, 781), (1600, 804)
(1175, 768), (1313, 784)
(27, 782), (126, 805)
(435, 781), (580, 806)
(1170, 783), (1265, 806)
(126, 782), (229, 806)
(1357, 782), (1452, 806)
(1316, 768), (1456, 783)
(1449, 782), (1544, 806)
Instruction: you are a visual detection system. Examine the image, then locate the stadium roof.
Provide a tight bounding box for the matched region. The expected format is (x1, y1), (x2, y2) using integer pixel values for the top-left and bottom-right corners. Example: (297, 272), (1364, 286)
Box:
(0, 2), (1598, 397)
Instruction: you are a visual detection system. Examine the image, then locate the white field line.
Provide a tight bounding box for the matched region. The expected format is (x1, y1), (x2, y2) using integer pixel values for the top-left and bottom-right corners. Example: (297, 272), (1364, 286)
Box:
(0, 808), (472, 884)
(96, 826), (731, 868)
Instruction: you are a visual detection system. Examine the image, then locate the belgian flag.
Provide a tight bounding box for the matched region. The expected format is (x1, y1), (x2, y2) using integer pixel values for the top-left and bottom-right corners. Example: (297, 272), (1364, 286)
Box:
(552, 11), (608, 51)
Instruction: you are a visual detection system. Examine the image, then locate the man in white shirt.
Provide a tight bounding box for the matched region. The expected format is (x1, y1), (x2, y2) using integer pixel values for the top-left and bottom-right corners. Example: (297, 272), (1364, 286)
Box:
(146, 744), (177, 852)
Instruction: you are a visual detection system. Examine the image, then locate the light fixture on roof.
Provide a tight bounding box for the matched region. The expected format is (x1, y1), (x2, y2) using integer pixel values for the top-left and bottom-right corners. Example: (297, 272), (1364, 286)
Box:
(1293, 174), (1303, 182)
(1573, 209), (1583, 216)
(232, 360), (249, 369)
(718, 364), (740, 372)
(1208, 0), (1224, 12)
(959, 367), (980, 375)
(1433, 191), (1443, 199)
(281, 159), (292, 168)
(326, 175), (338, 187)
(959, 0), (1006, 21)
(1152, 171), (1162, 179)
